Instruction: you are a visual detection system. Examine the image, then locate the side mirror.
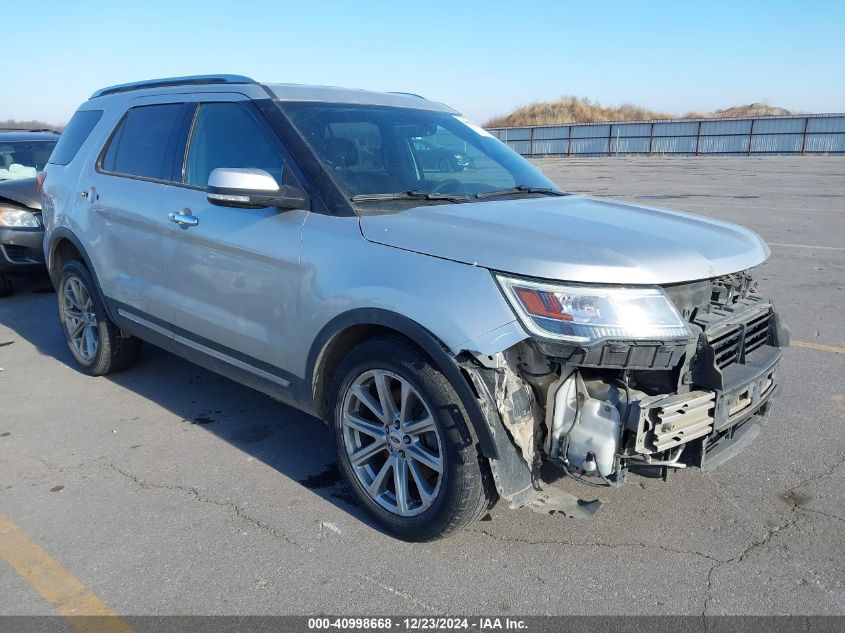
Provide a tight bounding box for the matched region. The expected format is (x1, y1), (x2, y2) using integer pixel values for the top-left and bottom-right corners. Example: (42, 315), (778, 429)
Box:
(207, 168), (308, 210)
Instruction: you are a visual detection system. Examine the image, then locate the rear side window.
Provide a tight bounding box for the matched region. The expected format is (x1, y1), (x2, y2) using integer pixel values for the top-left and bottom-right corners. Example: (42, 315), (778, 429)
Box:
(183, 102), (284, 187)
(101, 104), (182, 180)
(48, 110), (103, 165)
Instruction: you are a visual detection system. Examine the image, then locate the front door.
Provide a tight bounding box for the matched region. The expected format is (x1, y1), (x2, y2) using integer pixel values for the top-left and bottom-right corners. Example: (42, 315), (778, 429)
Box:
(158, 96), (308, 392)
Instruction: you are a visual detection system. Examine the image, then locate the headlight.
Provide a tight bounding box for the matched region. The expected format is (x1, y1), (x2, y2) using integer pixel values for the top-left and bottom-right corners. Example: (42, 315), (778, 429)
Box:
(0, 207), (39, 229)
(496, 274), (692, 344)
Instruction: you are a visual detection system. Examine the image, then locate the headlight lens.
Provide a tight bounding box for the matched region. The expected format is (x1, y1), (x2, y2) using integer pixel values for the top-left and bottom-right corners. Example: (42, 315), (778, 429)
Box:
(496, 274), (692, 344)
(0, 207), (39, 229)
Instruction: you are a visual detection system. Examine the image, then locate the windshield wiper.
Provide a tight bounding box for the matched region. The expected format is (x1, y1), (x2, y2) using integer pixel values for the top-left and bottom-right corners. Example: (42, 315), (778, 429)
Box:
(351, 190), (470, 203)
(475, 186), (569, 200)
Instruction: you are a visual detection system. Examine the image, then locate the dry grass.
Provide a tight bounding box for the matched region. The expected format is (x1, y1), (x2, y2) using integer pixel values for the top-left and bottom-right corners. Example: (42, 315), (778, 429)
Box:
(484, 97), (794, 128)
(0, 119), (63, 131)
(682, 103), (793, 119)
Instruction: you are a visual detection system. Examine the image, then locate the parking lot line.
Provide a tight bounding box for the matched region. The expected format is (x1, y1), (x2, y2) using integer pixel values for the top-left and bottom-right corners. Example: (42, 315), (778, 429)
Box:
(791, 340), (845, 354)
(0, 513), (133, 633)
(769, 242), (845, 251)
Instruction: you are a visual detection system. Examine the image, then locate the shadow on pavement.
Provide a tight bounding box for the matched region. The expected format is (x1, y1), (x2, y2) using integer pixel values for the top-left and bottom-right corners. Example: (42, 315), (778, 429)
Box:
(0, 270), (377, 531)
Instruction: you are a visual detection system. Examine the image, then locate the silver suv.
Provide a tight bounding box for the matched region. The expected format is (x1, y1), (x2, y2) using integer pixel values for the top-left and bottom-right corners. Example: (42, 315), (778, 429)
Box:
(42, 75), (788, 540)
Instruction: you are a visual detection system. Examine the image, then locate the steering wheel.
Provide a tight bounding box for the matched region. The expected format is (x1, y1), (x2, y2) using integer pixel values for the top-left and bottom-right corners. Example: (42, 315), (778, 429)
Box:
(432, 179), (463, 194)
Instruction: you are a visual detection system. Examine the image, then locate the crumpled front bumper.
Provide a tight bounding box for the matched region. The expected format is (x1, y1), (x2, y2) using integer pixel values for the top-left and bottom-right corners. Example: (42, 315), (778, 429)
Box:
(631, 343), (782, 471)
(460, 285), (788, 516)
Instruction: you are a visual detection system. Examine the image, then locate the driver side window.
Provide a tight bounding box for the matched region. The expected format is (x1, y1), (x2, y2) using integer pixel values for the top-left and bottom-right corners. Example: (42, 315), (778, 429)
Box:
(183, 102), (284, 187)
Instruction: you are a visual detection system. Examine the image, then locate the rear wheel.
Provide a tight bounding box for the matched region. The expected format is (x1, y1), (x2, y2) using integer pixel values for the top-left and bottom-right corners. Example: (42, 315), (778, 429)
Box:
(330, 337), (494, 541)
(57, 260), (141, 375)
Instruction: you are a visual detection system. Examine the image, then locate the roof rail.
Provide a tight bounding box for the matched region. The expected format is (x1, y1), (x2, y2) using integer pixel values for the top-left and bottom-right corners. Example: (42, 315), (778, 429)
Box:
(387, 91), (427, 100)
(90, 74), (257, 99)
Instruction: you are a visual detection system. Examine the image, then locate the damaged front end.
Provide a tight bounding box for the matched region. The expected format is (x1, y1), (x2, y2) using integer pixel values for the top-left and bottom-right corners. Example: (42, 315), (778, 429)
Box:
(462, 270), (788, 515)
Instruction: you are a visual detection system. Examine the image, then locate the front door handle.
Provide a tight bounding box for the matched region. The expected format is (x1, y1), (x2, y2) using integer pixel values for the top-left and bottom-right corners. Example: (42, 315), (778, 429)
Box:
(168, 209), (199, 227)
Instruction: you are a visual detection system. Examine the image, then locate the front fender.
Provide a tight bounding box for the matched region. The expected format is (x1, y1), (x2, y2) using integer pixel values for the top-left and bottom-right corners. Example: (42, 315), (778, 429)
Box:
(306, 307), (500, 459)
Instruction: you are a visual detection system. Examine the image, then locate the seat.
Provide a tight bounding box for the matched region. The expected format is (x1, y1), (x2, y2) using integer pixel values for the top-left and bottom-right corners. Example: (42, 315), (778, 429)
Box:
(323, 137), (359, 169)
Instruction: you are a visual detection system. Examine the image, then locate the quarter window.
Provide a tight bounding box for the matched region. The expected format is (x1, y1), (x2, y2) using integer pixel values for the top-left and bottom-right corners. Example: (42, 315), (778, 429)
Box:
(101, 104), (183, 180)
(183, 102), (284, 187)
(48, 110), (102, 166)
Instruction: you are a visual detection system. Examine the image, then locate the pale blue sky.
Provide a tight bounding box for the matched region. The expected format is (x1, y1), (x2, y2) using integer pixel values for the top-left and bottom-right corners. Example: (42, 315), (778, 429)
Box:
(5, 0), (844, 126)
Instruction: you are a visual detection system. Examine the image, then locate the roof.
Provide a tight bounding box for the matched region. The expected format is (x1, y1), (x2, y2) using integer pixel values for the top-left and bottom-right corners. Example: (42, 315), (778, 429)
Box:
(0, 130), (61, 142)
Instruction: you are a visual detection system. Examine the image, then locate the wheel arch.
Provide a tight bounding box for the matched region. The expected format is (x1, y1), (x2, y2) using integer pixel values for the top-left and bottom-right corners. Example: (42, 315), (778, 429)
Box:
(47, 228), (115, 321)
(307, 308), (498, 458)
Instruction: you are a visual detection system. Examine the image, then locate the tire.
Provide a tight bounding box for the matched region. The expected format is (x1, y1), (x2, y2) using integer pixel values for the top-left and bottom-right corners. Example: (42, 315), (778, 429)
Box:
(57, 259), (141, 375)
(330, 336), (494, 541)
(0, 275), (12, 298)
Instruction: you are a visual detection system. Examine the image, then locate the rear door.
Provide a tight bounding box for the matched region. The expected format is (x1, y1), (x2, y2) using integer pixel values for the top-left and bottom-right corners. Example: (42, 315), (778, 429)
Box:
(157, 94), (308, 386)
(80, 96), (189, 324)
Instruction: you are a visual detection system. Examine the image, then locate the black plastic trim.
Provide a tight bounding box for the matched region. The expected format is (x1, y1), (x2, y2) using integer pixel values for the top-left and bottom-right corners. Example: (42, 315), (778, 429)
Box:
(256, 100), (355, 218)
(701, 418), (762, 473)
(712, 346), (781, 431)
(46, 228), (114, 318)
(107, 300), (306, 410)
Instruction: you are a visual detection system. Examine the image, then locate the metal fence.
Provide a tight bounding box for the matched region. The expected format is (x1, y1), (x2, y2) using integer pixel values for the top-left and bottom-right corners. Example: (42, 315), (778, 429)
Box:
(487, 113), (845, 157)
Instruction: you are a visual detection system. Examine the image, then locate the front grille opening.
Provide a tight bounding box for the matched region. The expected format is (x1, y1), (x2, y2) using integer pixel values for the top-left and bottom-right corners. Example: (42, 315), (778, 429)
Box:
(710, 310), (773, 369)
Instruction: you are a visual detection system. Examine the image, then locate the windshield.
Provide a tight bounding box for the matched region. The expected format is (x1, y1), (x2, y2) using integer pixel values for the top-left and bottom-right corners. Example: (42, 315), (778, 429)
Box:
(280, 103), (560, 211)
(0, 140), (57, 181)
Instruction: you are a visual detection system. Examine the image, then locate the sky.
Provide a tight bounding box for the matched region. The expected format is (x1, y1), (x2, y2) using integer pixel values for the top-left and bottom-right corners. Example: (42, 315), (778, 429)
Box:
(4, 0), (844, 126)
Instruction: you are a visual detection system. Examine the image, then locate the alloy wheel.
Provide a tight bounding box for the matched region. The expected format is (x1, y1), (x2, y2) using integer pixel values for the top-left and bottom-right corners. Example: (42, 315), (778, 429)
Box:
(341, 369), (444, 517)
(60, 276), (98, 362)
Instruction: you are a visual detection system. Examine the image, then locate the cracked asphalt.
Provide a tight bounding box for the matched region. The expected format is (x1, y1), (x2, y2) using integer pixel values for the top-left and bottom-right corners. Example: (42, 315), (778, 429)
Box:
(1, 157), (843, 615)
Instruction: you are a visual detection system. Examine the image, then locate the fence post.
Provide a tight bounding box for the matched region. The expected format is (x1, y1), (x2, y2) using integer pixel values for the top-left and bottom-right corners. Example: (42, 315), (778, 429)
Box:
(695, 120), (702, 155)
(607, 124), (613, 157)
(648, 122), (654, 155)
(748, 119), (754, 155)
(801, 117), (809, 155)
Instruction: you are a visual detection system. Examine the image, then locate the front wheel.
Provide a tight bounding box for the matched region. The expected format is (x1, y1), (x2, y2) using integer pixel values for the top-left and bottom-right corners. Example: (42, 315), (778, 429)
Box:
(57, 260), (141, 375)
(330, 337), (494, 541)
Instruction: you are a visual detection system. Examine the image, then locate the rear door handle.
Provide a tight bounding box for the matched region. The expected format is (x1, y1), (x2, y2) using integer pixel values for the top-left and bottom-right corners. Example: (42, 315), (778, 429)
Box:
(79, 187), (97, 201)
(168, 210), (199, 227)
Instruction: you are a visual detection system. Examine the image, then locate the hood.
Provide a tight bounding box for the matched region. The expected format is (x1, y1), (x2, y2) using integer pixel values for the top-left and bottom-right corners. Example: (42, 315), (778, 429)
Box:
(359, 195), (769, 285)
(0, 178), (40, 211)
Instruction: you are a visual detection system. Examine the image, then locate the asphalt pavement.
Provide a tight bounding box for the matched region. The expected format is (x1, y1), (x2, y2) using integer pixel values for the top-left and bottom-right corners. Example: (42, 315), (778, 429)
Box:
(1, 156), (843, 616)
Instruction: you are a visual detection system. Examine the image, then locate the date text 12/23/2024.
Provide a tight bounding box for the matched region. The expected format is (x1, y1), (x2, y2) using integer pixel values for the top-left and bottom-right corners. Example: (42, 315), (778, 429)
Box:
(307, 618), (528, 631)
